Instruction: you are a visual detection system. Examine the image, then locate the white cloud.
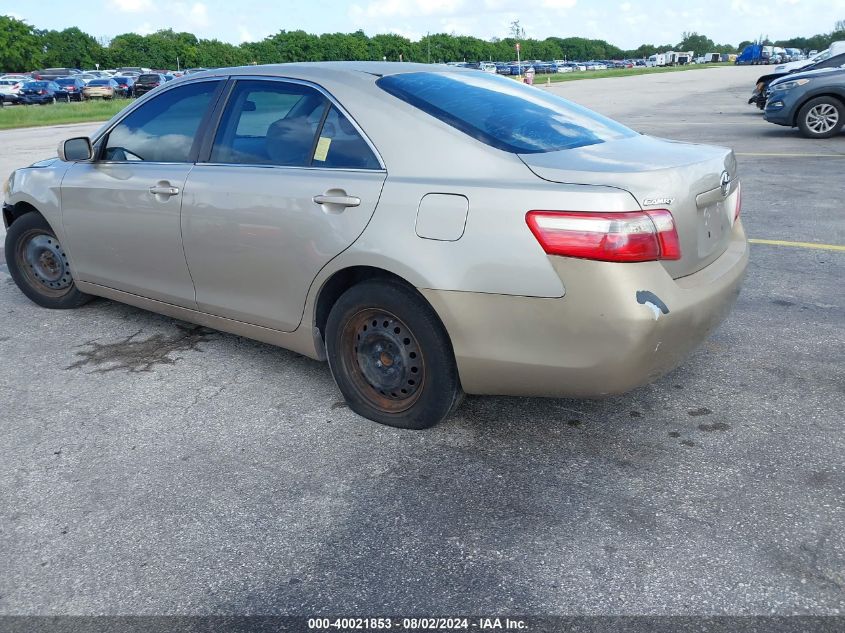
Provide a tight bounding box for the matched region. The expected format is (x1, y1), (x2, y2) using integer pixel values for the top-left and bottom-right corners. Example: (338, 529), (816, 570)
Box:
(112, 0), (155, 12)
(238, 25), (253, 43)
(349, 0), (465, 20)
(172, 2), (210, 28)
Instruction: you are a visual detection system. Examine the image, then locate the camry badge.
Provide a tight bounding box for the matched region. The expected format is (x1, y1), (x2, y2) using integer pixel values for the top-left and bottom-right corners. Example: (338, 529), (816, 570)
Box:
(642, 197), (674, 206)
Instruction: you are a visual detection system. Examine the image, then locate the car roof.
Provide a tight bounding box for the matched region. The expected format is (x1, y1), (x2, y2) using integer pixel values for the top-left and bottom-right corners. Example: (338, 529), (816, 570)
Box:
(187, 61), (468, 80)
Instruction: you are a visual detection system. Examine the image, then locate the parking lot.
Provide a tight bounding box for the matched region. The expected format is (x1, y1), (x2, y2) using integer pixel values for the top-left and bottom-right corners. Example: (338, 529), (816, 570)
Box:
(1, 65), (843, 617)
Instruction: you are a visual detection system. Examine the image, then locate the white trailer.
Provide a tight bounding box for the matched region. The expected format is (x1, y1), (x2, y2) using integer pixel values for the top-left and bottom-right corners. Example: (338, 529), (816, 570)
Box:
(646, 53), (666, 67)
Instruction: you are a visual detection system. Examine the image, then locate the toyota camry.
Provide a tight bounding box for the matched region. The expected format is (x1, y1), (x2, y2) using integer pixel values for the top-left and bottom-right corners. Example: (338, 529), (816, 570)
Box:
(3, 62), (748, 429)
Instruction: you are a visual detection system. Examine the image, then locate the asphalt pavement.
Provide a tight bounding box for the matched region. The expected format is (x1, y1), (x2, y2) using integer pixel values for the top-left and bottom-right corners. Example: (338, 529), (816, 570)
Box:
(1, 66), (843, 618)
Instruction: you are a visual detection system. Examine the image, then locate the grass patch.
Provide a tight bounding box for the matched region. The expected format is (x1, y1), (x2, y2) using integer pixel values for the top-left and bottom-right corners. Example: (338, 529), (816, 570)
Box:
(0, 99), (129, 130)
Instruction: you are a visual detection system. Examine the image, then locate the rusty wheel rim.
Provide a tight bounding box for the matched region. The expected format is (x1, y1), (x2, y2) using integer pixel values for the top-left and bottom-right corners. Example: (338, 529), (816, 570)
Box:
(339, 309), (426, 414)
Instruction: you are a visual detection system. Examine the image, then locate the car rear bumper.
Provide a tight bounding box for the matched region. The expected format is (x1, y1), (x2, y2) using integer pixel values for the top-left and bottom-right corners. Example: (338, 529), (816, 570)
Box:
(421, 221), (748, 398)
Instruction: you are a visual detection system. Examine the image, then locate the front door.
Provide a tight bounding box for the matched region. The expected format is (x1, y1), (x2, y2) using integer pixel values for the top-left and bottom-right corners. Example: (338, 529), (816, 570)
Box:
(61, 79), (222, 307)
(181, 78), (387, 331)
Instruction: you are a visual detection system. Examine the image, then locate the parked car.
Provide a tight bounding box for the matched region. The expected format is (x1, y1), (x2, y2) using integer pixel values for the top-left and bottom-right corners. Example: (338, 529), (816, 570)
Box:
(115, 67), (148, 76)
(749, 51), (845, 109)
(133, 73), (169, 97)
(82, 78), (119, 99)
(112, 76), (135, 98)
(76, 73), (100, 84)
(19, 80), (63, 104)
(2, 63), (748, 429)
(773, 42), (845, 74)
(54, 77), (87, 101)
(33, 68), (81, 81)
(765, 66), (845, 138)
(0, 78), (24, 103)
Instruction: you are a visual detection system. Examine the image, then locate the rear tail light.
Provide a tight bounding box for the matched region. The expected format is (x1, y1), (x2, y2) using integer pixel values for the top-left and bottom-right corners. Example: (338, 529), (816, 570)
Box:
(734, 182), (742, 222)
(526, 209), (681, 263)
(39, 90), (46, 95)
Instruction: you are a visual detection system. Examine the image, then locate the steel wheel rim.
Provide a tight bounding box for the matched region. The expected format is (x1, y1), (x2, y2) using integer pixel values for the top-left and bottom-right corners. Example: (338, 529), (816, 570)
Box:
(807, 104), (839, 133)
(16, 230), (74, 295)
(339, 309), (426, 414)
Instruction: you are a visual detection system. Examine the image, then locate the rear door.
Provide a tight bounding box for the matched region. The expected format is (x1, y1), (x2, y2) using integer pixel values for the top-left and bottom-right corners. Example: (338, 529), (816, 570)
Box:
(181, 77), (386, 332)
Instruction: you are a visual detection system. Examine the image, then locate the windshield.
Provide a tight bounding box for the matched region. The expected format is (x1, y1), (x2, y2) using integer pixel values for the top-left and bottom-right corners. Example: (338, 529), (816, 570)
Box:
(24, 82), (49, 88)
(376, 71), (635, 154)
(88, 79), (111, 86)
(55, 78), (76, 85)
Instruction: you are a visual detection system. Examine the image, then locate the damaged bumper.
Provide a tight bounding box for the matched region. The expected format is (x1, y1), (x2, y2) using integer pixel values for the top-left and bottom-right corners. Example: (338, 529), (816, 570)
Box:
(421, 221), (748, 398)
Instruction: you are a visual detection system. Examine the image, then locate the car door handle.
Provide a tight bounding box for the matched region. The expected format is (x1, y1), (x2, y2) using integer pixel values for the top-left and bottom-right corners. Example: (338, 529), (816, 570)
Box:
(149, 185), (180, 197)
(312, 194), (361, 208)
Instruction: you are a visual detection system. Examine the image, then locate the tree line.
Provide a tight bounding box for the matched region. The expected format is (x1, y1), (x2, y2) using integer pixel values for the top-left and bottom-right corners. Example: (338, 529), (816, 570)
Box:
(1, 14), (844, 73)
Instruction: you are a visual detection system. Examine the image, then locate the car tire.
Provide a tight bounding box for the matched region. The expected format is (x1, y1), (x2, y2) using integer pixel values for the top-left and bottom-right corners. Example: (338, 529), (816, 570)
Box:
(796, 97), (845, 139)
(326, 279), (463, 429)
(5, 212), (93, 310)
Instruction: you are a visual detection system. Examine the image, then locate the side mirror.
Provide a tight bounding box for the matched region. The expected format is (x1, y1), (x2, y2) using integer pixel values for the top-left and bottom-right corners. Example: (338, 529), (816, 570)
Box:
(58, 137), (93, 162)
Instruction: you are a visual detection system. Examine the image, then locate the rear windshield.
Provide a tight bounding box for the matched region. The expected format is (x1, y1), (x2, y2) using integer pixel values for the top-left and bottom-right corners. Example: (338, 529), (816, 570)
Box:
(376, 71), (635, 154)
(55, 78), (76, 85)
(88, 79), (111, 86)
(25, 82), (49, 88)
(137, 74), (160, 83)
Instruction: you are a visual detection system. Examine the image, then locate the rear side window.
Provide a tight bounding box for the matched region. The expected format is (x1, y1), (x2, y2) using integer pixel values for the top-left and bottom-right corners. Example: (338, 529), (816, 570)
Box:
(104, 81), (220, 162)
(312, 106), (380, 169)
(377, 72), (635, 154)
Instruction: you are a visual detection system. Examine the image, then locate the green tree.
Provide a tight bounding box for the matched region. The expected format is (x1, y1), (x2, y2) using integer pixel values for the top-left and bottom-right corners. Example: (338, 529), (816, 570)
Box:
(0, 15), (42, 71)
(39, 27), (103, 69)
(677, 31), (715, 53)
(369, 33), (413, 61)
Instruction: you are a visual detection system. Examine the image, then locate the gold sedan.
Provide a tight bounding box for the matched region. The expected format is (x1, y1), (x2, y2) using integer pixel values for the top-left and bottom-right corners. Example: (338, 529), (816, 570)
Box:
(82, 78), (117, 99)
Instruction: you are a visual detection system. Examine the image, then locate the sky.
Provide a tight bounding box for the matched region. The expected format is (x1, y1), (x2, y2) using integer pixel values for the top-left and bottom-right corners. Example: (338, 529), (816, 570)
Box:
(3, 0), (844, 48)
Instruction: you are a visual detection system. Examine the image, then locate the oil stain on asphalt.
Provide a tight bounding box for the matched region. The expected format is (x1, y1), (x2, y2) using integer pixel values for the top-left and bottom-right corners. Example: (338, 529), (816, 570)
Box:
(65, 325), (213, 374)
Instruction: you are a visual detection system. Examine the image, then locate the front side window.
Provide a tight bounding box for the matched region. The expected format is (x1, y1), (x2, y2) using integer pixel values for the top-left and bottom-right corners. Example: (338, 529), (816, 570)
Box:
(210, 80), (380, 169)
(377, 71), (635, 154)
(210, 80), (327, 167)
(104, 80), (220, 162)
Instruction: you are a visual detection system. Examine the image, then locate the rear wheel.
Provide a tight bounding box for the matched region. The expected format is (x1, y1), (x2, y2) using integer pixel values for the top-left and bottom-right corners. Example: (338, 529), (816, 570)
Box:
(5, 212), (92, 309)
(326, 280), (463, 429)
(797, 97), (844, 139)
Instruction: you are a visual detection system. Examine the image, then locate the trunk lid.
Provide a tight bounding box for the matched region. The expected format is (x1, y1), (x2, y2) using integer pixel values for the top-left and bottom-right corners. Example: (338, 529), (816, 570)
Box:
(520, 135), (739, 279)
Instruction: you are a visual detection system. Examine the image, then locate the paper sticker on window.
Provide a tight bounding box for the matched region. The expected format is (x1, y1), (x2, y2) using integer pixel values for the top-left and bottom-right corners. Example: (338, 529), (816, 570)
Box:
(314, 137), (331, 162)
